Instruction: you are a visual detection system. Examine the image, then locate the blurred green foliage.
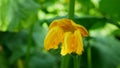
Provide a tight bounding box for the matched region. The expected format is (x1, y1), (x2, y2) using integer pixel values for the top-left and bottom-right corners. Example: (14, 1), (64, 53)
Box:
(0, 0), (120, 68)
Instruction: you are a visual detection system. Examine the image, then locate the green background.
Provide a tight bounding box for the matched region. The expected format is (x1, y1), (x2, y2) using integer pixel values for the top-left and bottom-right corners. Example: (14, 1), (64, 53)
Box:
(0, 0), (120, 68)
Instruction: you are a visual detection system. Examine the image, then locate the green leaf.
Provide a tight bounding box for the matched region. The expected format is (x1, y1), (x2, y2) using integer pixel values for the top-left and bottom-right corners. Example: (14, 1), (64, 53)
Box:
(90, 24), (120, 68)
(78, 0), (94, 14)
(81, 23), (120, 68)
(111, 29), (120, 40)
(99, 0), (120, 20)
(0, 52), (9, 68)
(0, 31), (28, 51)
(0, 31), (28, 64)
(74, 16), (107, 30)
(32, 23), (48, 49)
(9, 46), (26, 64)
(91, 35), (120, 68)
(0, 0), (39, 31)
(29, 52), (56, 68)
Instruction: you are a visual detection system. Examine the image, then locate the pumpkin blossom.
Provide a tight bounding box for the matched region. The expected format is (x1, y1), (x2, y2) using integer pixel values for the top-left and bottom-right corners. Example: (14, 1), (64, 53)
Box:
(44, 18), (88, 56)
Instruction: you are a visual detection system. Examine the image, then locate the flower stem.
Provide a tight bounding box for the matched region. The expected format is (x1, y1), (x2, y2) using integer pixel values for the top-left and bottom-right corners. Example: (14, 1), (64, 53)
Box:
(87, 37), (92, 68)
(68, 0), (75, 19)
(74, 55), (80, 68)
(61, 55), (70, 68)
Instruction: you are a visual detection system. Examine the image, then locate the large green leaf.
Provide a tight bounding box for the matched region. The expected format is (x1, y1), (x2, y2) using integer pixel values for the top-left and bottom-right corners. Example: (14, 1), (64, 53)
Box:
(32, 23), (48, 49)
(80, 23), (120, 68)
(0, 0), (39, 31)
(0, 31), (27, 51)
(0, 31), (28, 65)
(9, 46), (26, 64)
(29, 52), (56, 68)
(99, 0), (120, 20)
(0, 52), (9, 68)
(91, 35), (120, 68)
(78, 0), (94, 14)
(90, 24), (120, 68)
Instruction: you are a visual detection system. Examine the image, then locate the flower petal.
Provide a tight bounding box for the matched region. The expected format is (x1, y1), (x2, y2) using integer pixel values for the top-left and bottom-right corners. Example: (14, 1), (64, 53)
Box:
(49, 19), (65, 30)
(74, 30), (84, 55)
(61, 32), (70, 55)
(73, 23), (88, 37)
(49, 18), (88, 36)
(49, 18), (74, 31)
(61, 30), (84, 56)
(61, 32), (76, 55)
(44, 26), (64, 50)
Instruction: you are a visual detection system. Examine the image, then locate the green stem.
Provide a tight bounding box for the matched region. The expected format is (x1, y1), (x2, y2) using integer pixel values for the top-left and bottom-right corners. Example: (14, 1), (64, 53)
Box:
(25, 25), (34, 68)
(68, 0), (75, 19)
(74, 55), (80, 68)
(87, 37), (92, 68)
(61, 55), (70, 68)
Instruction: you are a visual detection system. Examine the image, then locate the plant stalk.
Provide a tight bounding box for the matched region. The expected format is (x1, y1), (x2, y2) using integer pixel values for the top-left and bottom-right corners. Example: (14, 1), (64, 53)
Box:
(68, 0), (75, 19)
(74, 55), (80, 68)
(87, 37), (92, 68)
(61, 55), (70, 68)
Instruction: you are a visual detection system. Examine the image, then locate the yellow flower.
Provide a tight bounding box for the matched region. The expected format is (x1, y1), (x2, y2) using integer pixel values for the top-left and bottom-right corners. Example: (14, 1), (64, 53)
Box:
(44, 18), (88, 56)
